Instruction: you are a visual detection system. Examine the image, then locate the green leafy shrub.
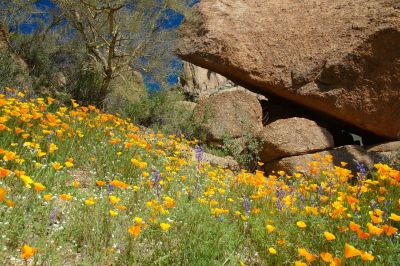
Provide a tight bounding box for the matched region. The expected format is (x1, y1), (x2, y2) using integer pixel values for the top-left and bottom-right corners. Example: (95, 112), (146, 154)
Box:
(219, 129), (264, 171)
(25, 46), (51, 77)
(0, 50), (29, 91)
(70, 67), (103, 106)
(115, 89), (204, 140)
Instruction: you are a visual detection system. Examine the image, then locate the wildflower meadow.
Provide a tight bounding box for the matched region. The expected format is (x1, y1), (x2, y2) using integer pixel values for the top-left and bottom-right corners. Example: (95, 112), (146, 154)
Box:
(0, 88), (399, 265)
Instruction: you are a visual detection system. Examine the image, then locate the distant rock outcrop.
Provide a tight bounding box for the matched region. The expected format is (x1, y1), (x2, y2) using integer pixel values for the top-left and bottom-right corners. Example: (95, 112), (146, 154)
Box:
(177, 0), (400, 140)
(181, 61), (267, 102)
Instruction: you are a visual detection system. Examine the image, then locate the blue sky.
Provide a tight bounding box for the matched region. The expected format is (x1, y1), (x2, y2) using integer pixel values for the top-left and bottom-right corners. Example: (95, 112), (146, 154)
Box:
(18, 0), (198, 91)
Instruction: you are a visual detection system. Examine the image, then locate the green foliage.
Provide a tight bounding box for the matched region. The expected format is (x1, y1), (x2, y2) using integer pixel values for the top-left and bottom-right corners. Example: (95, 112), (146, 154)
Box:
(2, 1), (195, 106)
(51, 0), (194, 104)
(1, 95), (400, 265)
(25, 46), (51, 77)
(219, 130), (264, 171)
(71, 67), (104, 105)
(119, 89), (205, 140)
(0, 50), (29, 91)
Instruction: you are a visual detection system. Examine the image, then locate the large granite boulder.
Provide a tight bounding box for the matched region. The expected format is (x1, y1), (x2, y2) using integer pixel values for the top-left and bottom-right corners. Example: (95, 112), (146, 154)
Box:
(177, 0), (400, 140)
(260, 117), (335, 162)
(194, 90), (263, 141)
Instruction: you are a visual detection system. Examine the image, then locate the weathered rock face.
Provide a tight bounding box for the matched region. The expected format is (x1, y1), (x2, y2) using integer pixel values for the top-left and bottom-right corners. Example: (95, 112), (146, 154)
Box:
(366, 141), (400, 153)
(265, 145), (381, 173)
(182, 61), (227, 100)
(182, 61), (267, 102)
(194, 90), (263, 141)
(178, 0), (400, 140)
(366, 141), (400, 165)
(260, 117), (335, 162)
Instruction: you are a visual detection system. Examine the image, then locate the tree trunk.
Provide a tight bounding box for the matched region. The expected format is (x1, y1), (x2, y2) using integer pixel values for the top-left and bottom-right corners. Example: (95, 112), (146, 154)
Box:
(97, 76), (112, 107)
(0, 22), (11, 50)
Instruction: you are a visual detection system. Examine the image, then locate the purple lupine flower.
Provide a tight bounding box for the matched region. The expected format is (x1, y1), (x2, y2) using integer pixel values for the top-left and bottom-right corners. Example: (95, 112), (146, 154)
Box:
(299, 192), (306, 209)
(357, 161), (366, 181)
(107, 183), (115, 193)
(151, 170), (161, 184)
(50, 208), (58, 223)
(275, 187), (285, 211)
(317, 183), (324, 194)
(356, 161), (366, 197)
(194, 147), (203, 161)
(195, 179), (201, 191)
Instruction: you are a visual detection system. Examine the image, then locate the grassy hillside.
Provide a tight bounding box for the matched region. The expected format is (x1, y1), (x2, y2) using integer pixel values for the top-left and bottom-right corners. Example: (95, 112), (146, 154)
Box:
(0, 88), (399, 265)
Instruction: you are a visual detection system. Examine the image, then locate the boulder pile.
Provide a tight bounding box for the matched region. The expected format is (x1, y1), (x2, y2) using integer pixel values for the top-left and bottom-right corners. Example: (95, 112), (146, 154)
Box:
(177, 0), (400, 172)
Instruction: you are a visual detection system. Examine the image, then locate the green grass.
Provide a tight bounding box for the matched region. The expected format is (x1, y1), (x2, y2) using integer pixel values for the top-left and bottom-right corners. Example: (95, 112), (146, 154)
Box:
(0, 91), (399, 265)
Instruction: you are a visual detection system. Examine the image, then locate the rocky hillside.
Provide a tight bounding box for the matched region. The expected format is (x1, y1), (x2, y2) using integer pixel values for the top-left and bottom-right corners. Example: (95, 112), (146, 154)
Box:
(177, 0), (400, 172)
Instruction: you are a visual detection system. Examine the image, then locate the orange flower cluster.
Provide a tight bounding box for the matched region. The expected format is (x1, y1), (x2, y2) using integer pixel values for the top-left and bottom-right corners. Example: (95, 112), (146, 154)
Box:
(0, 91), (398, 264)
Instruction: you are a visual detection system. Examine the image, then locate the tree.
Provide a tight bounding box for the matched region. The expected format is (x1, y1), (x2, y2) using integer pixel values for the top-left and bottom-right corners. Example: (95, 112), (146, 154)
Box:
(0, 1), (74, 76)
(52, 0), (193, 105)
(0, 1), (34, 52)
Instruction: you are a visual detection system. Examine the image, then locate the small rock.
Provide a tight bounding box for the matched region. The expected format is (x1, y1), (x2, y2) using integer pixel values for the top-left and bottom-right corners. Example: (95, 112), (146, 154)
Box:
(197, 151), (240, 170)
(366, 141), (400, 153)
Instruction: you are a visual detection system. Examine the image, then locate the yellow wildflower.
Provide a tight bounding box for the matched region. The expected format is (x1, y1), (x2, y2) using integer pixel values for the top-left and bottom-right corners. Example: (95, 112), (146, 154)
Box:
(160, 223), (171, 231)
(296, 221), (307, 228)
(85, 198), (96, 205)
(109, 210), (118, 216)
(268, 247), (277, 254)
(323, 231), (336, 241)
(389, 213), (400, 222)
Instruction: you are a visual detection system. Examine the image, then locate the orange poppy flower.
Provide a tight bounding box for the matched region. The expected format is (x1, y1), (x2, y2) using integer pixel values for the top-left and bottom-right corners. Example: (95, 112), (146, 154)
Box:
(320, 252), (333, 262)
(344, 243), (361, 258)
(128, 225), (141, 237)
(20, 244), (36, 259)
